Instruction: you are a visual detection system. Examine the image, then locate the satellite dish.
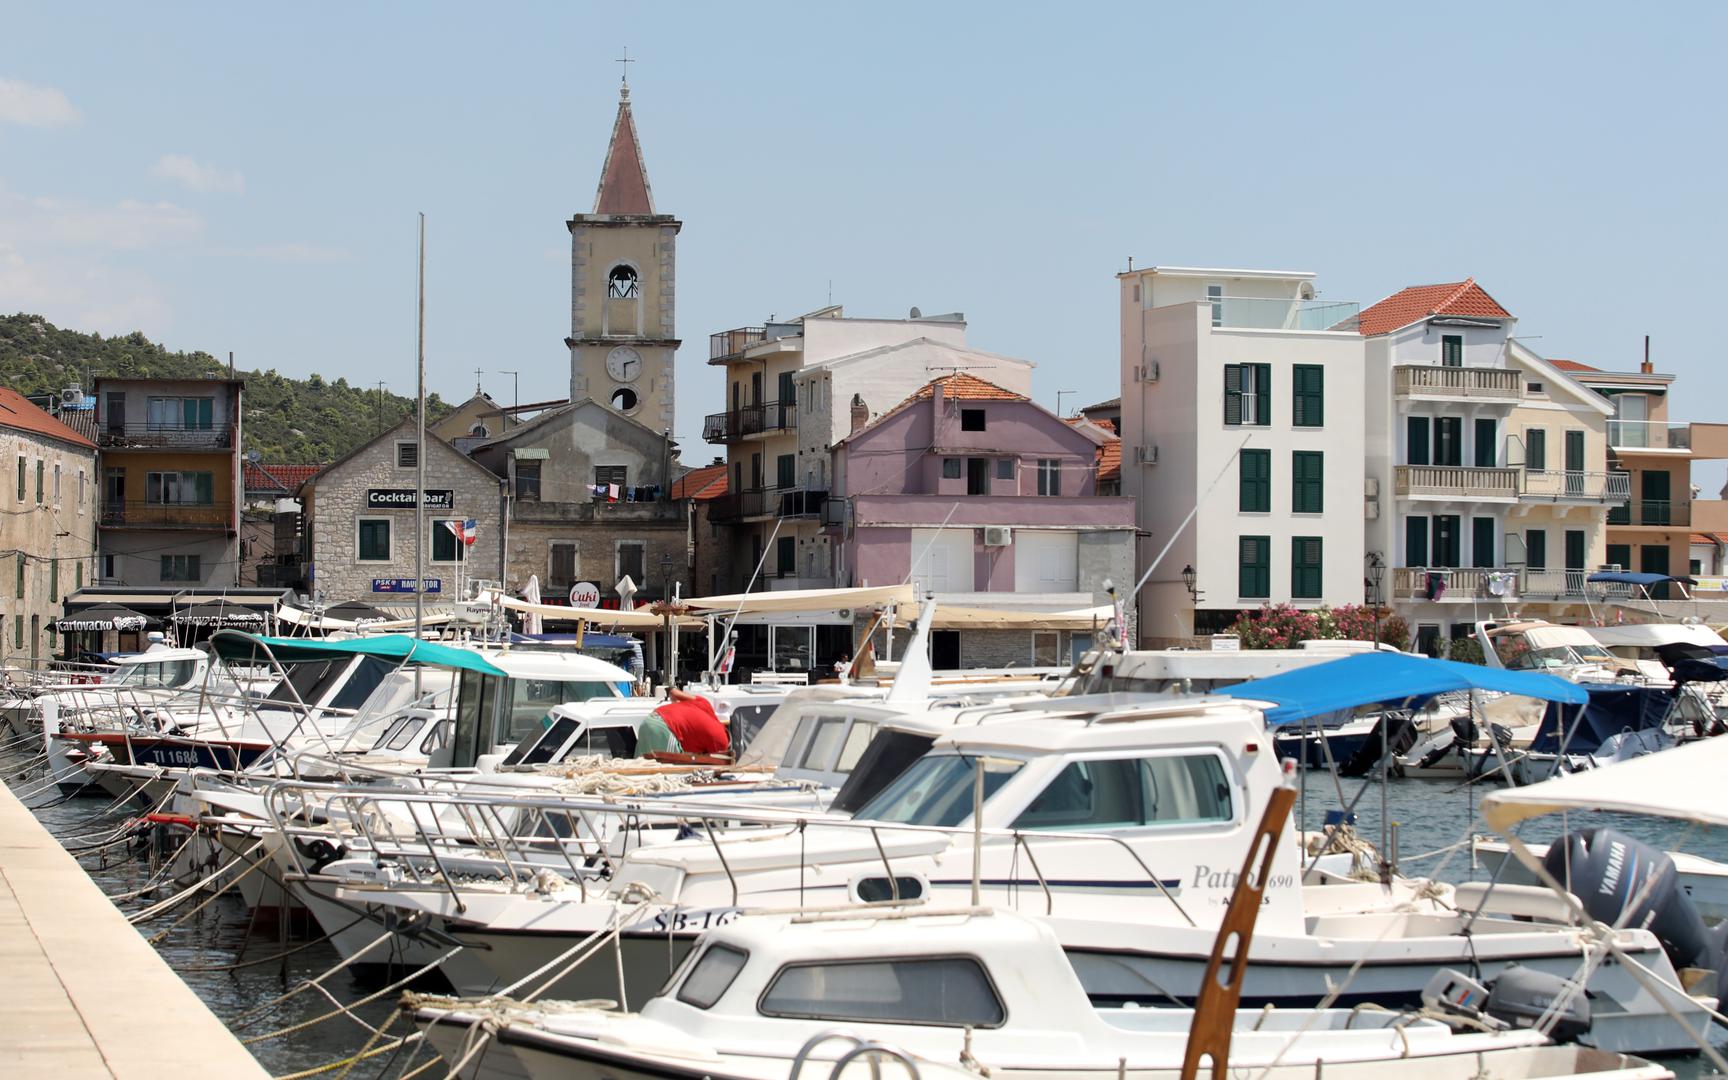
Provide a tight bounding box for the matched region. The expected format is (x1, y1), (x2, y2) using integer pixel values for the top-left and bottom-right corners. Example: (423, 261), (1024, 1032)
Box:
(246, 449), (262, 464)
(909, 306), (922, 319)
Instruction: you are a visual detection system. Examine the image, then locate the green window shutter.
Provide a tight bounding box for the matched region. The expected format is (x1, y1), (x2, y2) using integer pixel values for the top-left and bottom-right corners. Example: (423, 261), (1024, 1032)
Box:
(15, 553), (23, 599)
(1292, 451), (1324, 514)
(1526, 530), (1547, 570)
(1291, 536), (1323, 598)
(75, 561), (82, 590)
(1474, 418), (1497, 468)
(1606, 544), (1631, 571)
(1223, 365), (1243, 425)
(1436, 417), (1462, 467)
(1566, 530), (1588, 571)
(49, 560), (57, 602)
(1239, 449), (1270, 512)
(1526, 429), (1546, 471)
(16, 457), (23, 501)
(1293, 365), (1324, 427)
(1254, 364), (1272, 426)
(1239, 535), (1270, 598)
(1472, 517), (1496, 569)
(1406, 515), (1428, 566)
(35, 460), (43, 503)
(1407, 417), (1430, 465)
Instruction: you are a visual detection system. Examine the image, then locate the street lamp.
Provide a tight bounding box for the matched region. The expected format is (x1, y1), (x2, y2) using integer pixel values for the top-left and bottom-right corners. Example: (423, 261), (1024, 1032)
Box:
(1365, 552), (1386, 645)
(1181, 564), (1198, 600)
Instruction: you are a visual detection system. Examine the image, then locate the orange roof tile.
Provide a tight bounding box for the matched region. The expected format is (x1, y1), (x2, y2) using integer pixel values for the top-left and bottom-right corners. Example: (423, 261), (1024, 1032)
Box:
(244, 463), (321, 493)
(909, 372), (1027, 404)
(1548, 359), (1600, 373)
(1097, 438), (1121, 484)
(1357, 278), (1513, 336)
(672, 463), (729, 501)
(0, 388), (96, 450)
(1691, 533), (1723, 546)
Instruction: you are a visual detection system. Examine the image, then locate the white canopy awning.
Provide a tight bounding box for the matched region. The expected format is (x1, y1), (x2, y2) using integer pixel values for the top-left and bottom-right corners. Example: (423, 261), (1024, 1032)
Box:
(893, 602), (1114, 630)
(1480, 735), (1728, 834)
(683, 583), (915, 616)
(1589, 623), (1727, 649)
(477, 590), (690, 631)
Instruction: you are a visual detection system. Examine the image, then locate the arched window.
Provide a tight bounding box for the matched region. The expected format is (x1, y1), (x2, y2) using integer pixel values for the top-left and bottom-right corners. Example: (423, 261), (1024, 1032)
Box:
(611, 387), (639, 413)
(607, 264), (639, 299)
(470, 423), (489, 437)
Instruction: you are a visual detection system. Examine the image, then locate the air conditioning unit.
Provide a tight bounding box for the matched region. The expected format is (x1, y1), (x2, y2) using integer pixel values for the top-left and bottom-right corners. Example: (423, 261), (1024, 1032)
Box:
(1364, 499), (1379, 520)
(1135, 444), (1159, 466)
(1136, 359), (1161, 383)
(60, 387), (82, 406)
(983, 526), (1013, 547)
(1364, 477), (1379, 498)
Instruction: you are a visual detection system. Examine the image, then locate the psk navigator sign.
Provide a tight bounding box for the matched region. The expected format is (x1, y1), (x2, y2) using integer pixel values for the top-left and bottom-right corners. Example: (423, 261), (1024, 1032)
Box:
(366, 489), (454, 510)
(373, 578), (442, 594)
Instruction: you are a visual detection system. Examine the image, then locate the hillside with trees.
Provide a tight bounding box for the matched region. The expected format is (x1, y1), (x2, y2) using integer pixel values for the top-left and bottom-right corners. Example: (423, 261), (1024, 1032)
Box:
(0, 313), (453, 463)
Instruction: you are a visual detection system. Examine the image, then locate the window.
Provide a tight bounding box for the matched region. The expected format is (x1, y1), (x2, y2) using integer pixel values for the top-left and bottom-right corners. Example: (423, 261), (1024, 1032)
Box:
(610, 387), (638, 412)
(776, 454), (795, 490)
(995, 458), (1014, 481)
(160, 554), (200, 581)
(854, 753), (1021, 827)
(432, 519), (467, 563)
(960, 408), (986, 431)
(515, 459), (542, 500)
(1474, 418), (1498, 468)
(966, 458), (989, 496)
(1291, 451), (1323, 514)
(594, 464), (628, 492)
(1566, 530), (1588, 572)
(676, 945), (748, 1010)
(1032, 631), (1060, 666)
(1526, 428), (1547, 472)
(15, 455), (23, 501)
(101, 554), (116, 581)
(1472, 517), (1496, 569)
(358, 518), (391, 561)
(146, 471), (214, 505)
(1441, 334), (1463, 367)
(395, 441), (418, 469)
(548, 541), (578, 591)
(1291, 536), (1323, 598)
(760, 957), (1004, 1028)
(14, 553), (23, 598)
(74, 561), (82, 590)
(1292, 365), (1324, 427)
(1224, 364), (1271, 426)
(1036, 459), (1061, 496)
(77, 469), (85, 510)
(1434, 417), (1462, 467)
(606, 264), (639, 299)
(35, 460), (43, 503)
(1607, 543), (1631, 571)
(1407, 417), (1431, 466)
(1526, 530), (1547, 570)
(1012, 753), (1234, 830)
(1406, 515), (1428, 566)
(775, 536), (795, 575)
(1432, 515), (1461, 568)
(1239, 449), (1270, 513)
(1239, 535), (1270, 598)
(1207, 283), (1224, 327)
(941, 458), (962, 480)
(49, 559), (57, 602)
(146, 396), (214, 430)
(52, 463), (60, 501)
(618, 539), (647, 585)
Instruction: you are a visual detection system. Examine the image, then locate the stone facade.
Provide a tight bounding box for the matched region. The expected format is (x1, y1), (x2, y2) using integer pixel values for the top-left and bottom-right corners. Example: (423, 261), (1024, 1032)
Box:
(0, 398), (99, 665)
(302, 420), (504, 603)
(506, 503), (686, 604)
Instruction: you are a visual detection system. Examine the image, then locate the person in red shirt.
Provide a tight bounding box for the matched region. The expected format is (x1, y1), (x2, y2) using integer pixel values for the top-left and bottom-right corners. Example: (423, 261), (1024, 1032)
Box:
(651, 686), (730, 755)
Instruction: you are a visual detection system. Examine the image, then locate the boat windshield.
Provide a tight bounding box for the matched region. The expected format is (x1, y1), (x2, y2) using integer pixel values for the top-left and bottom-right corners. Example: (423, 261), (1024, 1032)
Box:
(107, 658), (197, 688)
(1496, 638), (1617, 671)
(851, 753), (1023, 827)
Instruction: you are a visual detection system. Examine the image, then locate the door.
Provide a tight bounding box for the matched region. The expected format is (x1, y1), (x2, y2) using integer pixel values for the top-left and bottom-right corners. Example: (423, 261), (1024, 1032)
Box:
(1641, 544), (1672, 599)
(1564, 430), (1585, 496)
(931, 630), (961, 670)
(1641, 470), (1672, 526)
(1614, 394), (1648, 447)
(777, 371), (795, 428)
(966, 458), (989, 495)
(1435, 418), (1462, 467)
(1432, 515), (1461, 567)
(1474, 418), (1497, 468)
(105, 392), (125, 433)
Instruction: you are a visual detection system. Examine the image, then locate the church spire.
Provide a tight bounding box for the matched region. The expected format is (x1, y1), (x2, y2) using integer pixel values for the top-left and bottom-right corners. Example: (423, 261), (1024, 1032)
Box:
(592, 77), (655, 216)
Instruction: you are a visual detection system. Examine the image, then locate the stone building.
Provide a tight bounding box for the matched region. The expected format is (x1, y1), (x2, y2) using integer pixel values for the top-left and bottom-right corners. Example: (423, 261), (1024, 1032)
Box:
(0, 388), (98, 665)
(671, 461), (729, 598)
(299, 419), (505, 605)
(467, 399), (684, 604)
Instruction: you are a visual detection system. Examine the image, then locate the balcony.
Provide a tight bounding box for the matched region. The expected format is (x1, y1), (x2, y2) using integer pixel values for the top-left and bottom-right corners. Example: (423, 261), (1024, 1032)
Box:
(1391, 566), (1521, 602)
(98, 422), (235, 450)
(1394, 465), (1520, 501)
(1520, 568), (1596, 600)
(709, 326), (766, 364)
(1608, 499), (1691, 528)
(702, 400), (797, 444)
(100, 500), (233, 531)
(1519, 469), (1631, 503)
(708, 486), (827, 524)
(1394, 365), (1524, 403)
(778, 487), (828, 519)
(1211, 296), (1360, 332)
(1608, 420), (1692, 452)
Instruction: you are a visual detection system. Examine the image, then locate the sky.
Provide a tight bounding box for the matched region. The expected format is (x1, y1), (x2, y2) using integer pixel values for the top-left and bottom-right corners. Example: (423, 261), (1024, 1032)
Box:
(3, 2), (1725, 483)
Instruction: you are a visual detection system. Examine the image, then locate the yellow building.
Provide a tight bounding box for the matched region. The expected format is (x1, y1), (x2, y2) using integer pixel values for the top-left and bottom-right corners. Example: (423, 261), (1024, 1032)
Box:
(0, 388), (98, 667)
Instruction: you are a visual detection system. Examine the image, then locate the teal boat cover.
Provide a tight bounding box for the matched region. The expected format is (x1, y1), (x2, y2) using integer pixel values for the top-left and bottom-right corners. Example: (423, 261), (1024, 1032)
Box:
(209, 631), (506, 677)
(1217, 651), (1588, 726)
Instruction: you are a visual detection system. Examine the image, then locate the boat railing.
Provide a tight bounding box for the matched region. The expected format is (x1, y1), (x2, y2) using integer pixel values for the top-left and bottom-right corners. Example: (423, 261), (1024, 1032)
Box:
(252, 781), (1197, 924)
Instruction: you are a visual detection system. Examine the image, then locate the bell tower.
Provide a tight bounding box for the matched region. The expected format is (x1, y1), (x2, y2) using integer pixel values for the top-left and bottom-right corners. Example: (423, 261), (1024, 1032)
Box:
(566, 76), (680, 434)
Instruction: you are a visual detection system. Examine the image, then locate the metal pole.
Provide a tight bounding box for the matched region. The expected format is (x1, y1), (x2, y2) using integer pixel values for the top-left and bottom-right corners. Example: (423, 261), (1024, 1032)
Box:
(415, 212), (427, 644)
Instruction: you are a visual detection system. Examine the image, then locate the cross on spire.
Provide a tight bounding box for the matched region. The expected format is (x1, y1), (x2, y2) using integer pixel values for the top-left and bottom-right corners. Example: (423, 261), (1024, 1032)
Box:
(616, 47), (633, 91)
(473, 366), (484, 393)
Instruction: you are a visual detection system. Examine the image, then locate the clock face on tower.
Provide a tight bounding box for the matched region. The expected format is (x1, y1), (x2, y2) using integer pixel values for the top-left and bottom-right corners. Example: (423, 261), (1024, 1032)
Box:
(606, 345), (642, 382)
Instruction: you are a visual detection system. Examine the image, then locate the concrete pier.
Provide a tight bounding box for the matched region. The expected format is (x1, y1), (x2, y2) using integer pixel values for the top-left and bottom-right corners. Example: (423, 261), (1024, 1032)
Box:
(0, 779), (269, 1079)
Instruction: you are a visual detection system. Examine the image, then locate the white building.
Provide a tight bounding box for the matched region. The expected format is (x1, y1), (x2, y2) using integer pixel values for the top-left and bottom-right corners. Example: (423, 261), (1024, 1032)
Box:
(1116, 267), (1367, 644)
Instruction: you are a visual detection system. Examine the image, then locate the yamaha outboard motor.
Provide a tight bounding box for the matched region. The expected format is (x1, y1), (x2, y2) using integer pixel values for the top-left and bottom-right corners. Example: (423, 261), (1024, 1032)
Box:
(1484, 966), (1591, 1042)
(1541, 827), (1709, 970)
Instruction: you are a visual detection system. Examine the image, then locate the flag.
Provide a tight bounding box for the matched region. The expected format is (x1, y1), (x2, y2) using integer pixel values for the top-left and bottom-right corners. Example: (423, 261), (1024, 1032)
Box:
(443, 518), (479, 546)
(716, 645), (735, 675)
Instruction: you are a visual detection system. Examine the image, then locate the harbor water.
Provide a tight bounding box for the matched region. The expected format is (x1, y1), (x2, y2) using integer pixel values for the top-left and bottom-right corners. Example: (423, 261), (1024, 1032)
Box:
(4, 738), (1727, 1077)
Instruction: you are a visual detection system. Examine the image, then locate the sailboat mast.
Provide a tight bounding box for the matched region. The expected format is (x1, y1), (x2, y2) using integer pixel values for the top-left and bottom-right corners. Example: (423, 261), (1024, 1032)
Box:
(415, 213), (427, 642)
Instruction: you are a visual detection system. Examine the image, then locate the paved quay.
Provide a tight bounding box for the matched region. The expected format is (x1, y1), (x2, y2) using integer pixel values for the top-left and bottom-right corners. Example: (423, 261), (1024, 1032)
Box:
(0, 779), (269, 1079)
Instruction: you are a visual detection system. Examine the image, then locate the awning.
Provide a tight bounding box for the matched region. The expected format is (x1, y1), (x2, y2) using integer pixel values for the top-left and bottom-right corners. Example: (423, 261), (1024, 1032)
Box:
(277, 600), (395, 630)
(683, 583), (915, 615)
(172, 598), (270, 625)
(893, 603), (1115, 630)
(477, 590), (688, 631)
(1588, 571), (1698, 587)
(208, 631), (507, 676)
(512, 448), (550, 460)
(52, 603), (159, 633)
(1217, 651), (1588, 726)
(1481, 735), (1728, 833)
(64, 589), (285, 612)
(1590, 623), (1727, 650)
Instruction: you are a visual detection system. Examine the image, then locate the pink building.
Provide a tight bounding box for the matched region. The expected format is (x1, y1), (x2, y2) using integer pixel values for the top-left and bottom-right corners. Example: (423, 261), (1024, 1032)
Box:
(829, 374), (1135, 667)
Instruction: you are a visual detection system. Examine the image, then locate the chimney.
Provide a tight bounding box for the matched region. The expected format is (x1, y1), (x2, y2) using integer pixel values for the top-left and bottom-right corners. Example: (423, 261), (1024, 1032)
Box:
(849, 393), (869, 434)
(931, 378), (945, 417)
(1641, 335), (1653, 375)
